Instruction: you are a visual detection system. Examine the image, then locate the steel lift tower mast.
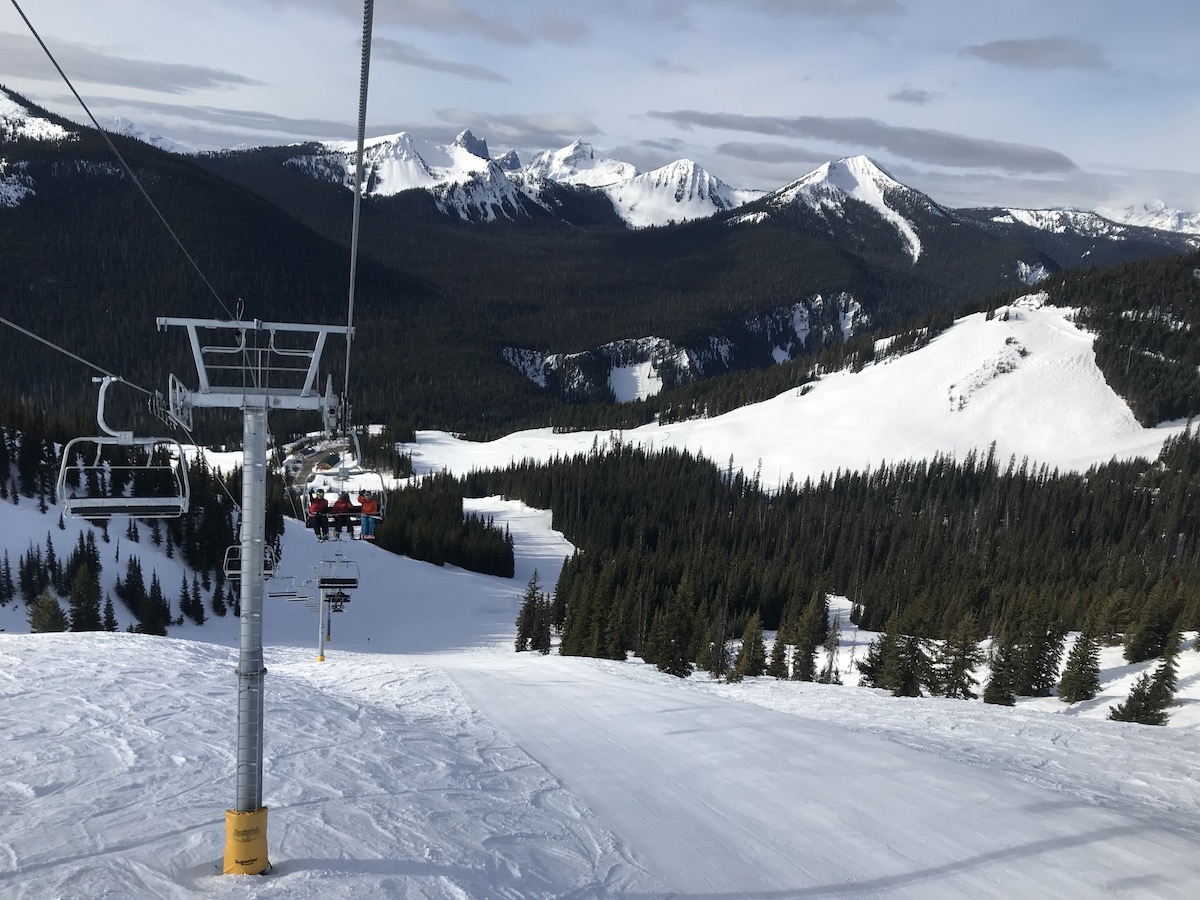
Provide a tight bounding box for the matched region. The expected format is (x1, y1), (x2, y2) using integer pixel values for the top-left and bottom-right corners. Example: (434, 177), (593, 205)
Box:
(158, 317), (348, 875)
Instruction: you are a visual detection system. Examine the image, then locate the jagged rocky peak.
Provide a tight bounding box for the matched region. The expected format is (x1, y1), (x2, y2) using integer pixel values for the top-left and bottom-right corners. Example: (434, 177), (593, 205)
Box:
(560, 138), (595, 166)
(494, 148), (521, 171)
(453, 129), (491, 160)
(527, 139), (594, 174)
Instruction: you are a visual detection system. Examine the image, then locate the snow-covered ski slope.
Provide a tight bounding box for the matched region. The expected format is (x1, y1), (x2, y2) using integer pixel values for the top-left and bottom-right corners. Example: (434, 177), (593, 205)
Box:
(2, 491), (1200, 898)
(3, 297), (1200, 896)
(410, 297), (1188, 489)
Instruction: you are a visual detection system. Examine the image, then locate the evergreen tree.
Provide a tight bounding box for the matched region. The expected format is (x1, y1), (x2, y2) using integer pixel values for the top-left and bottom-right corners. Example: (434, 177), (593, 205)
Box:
(656, 593), (695, 679)
(857, 620), (897, 689)
(103, 594), (118, 632)
(28, 590), (68, 633)
(983, 636), (1016, 706)
(190, 576), (206, 626)
(115, 556), (146, 619)
(817, 614), (843, 685)
(882, 634), (934, 697)
(791, 594), (826, 683)
(139, 571), (170, 636)
(530, 593), (552, 655)
(938, 617), (984, 700)
(705, 599), (731, 680)
(1058, 631), (1102, 703)
(0, 551), (13, 605)
(44, 533), (60, 594)
(67, 565), (102, 632)
(730, 610), (766, 681)
(211, 581), (228, 617)
(549, 586), (566, 635)
(178, 573), (193, 623)
(1108, 635), (1178, 726)
(515, 571), (541, 652)
(766, 632), (789, 679)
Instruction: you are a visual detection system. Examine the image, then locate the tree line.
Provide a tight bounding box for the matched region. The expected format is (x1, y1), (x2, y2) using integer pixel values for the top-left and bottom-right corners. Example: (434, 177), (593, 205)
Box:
(465, 430), (1200, 671)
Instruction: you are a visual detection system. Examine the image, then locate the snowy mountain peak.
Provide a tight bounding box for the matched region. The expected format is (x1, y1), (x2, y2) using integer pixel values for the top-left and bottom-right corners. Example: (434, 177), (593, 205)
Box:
(1097, 199), (1200, 237)
(97, 115), (189, 153)
(602, 158), (760, 229)
(774, 155), (925, 262)
(494, 148), (521, 171)
(791, 155), (906, 196)
(453, 129), (490, 160)
(524, 140), (638, 188)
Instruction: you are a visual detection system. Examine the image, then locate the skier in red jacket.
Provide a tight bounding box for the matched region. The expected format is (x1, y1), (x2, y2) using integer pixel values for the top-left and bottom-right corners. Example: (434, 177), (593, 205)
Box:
(330, 491), (355, 540)
(308, 489), (330, 542)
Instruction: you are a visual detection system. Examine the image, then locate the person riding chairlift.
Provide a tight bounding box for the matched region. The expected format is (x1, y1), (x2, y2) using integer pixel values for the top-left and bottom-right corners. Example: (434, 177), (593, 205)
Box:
(330, 491), (355, 540)
(308, 488), (330, 542)
(357, 489), (379, 540)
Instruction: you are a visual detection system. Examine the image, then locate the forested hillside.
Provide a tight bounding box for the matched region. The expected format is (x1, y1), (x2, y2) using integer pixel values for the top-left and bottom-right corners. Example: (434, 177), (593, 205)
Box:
(1048, 251), (1200, 424)
(467, 431), (1200, 672)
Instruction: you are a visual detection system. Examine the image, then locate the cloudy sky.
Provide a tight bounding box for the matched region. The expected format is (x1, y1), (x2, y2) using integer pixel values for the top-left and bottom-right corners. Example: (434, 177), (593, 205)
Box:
(2, 0), (1199, 210)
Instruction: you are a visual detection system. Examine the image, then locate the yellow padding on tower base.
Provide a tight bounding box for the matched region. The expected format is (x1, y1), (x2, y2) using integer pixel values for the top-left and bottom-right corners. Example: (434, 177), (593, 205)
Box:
(224, 807), (269, 875)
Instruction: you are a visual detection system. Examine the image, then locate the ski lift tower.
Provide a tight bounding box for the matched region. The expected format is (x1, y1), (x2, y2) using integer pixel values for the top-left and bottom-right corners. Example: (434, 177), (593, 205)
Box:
(158, 317), (348, 876)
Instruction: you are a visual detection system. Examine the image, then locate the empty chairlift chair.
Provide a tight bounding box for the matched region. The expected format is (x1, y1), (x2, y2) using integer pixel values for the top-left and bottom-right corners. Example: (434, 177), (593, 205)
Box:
(56, 376), (190, 519)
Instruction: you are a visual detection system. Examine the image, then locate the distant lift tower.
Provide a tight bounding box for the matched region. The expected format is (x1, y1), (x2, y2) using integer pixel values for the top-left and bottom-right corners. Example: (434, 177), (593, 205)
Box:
(158, 317), (348, 876)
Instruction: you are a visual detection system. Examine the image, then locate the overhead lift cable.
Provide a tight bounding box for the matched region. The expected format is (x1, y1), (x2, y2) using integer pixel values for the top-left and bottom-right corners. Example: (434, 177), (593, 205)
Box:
(341, 0), (375, 432)
(9, 0), (238, 324)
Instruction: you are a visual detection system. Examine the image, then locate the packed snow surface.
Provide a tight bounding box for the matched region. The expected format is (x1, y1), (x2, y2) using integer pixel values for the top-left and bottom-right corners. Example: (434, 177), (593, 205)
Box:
(3, 484), (1200, 897)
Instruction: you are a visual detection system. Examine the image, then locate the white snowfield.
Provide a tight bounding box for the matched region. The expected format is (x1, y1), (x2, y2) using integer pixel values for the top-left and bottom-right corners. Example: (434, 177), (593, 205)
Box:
(3, 300), (1200, 896)
(410, 299), (1189, 490)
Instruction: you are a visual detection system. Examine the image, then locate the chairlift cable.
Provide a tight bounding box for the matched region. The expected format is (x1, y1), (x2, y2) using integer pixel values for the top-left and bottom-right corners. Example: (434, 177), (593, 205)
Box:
(341, 0), (375, 431)
(9, 0), (239, 324)
(0, 314), (153, 396)
(0, 312), (245, 513)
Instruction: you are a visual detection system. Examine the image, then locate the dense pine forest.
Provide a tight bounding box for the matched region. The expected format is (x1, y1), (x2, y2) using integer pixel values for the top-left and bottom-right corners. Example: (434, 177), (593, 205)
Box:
(467, 429), (1200, 676)
(1053, 251), (1200, 424)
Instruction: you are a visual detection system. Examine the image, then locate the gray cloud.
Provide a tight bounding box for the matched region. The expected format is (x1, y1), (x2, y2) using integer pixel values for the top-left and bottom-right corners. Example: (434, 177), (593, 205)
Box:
(962, 36), (1111, 72)
(716, 141), (824, 164)
(644, 0), (901, 22)
(532, 13), (589, 44)
(260, 1), (587, 46)
(374, 39), (509, 83)
(647, 109), (1078, 174)
(433, 108), (601, 150)
(0, 32), (260, 94)
(652, 59), (697, 75)
(69, 95), (354, 141)
(638, 137), (690, 153)
(738, 0), (903, 15)
(888, 86), (938, 105)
